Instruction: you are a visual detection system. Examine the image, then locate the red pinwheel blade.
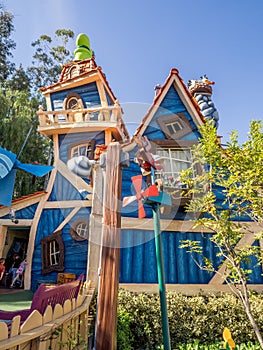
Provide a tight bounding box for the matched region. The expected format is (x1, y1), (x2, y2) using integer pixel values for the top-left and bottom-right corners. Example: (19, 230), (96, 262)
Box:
(132, 175), (145, 217)
(138, 199), (146, 218)
(142, 184), (159, 198)
(131, 175), (143, 195)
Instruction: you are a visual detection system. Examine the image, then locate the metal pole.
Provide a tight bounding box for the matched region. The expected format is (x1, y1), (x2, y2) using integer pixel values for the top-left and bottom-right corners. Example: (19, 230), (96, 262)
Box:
(151, 168), (171, 350)
(17, 126), (33, 160)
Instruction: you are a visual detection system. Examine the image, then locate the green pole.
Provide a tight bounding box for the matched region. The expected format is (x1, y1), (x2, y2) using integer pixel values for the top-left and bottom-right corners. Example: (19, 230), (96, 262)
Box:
(151, 169), (171, 350)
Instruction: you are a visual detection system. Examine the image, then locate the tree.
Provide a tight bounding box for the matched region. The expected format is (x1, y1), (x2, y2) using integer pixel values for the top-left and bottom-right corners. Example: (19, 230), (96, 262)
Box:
(0, 3), (15, 82)
(0, 2), (74, 199)
(27, 29), (74, 91)
(8, 65), (31, 92)
(0, 87), (52, 197)
(180, 121), (263, 348)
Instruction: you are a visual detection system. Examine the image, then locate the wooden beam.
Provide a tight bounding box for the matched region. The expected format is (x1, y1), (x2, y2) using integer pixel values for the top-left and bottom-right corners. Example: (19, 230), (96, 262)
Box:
(87, 165), (104, 288)
(41, 73), (100, 95)
(96, 80), (108, 107)
(44, 200), (92, 209)
(96, 143), (122, 350)
(0, 226), (7, 257)
(56, 158), (93, 194)
(121, 218), (263, 234)
(119, 283), (263, 295)
(209, 226), (263, 284)
(52, 133), (60, 162)
(121, 217), (213, 233)
(105, 129), (112, 145)
(0, 219), (32, 226)
(54, 207), (80, 232)
(24, 166), (57, 289)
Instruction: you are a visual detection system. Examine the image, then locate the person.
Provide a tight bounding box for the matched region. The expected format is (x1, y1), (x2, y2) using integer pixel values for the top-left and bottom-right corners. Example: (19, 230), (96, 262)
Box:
(9, 253), (22, 286)
(10, 259), (26, 288)
(0, 258), (5, 282)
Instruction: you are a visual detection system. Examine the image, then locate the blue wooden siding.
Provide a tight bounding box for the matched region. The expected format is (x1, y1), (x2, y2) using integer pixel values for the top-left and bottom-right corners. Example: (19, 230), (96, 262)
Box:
(144, 85), (201, 141)
(105, 88), (114, 105)
(244, 241), (263, 284)
(32, 208), (71, 290)
(59, 131), (105, 163)
(51, 82), (101, 110)
(120, 230), (263, 284)
(48, 172), (88, 201)
(0, 203), (38, 220)
(120, 230), (216, 283)
(31, 207), (90, 290)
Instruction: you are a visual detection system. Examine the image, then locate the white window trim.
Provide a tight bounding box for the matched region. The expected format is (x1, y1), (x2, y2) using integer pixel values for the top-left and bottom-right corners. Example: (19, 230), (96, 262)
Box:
(49, 240), (60, 266)
(155, 147), (193, 188)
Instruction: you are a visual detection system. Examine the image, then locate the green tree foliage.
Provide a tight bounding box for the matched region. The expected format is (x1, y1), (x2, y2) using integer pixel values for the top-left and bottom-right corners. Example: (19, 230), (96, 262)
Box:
(8, 65), (31, 92)
(0, 2), (76, 199)
(0, 3), (15, 82)
(27, 29), (74, 91)
(0, 87), (52, 197)
(180, 121), (263, 348)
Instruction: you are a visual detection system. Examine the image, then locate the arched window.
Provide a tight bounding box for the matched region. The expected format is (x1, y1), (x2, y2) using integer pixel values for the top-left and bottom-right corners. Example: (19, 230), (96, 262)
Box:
(63, 92), (84, 110)
(70, 218), (89, 241)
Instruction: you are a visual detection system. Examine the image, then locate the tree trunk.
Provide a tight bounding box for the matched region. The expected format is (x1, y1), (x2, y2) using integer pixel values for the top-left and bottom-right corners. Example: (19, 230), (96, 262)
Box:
(240, 285), (263, 349)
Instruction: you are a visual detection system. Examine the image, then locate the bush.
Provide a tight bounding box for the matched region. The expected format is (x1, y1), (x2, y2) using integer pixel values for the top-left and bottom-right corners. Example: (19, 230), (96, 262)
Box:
(118, 289), (263, 349)
(117, 309), (134, 350)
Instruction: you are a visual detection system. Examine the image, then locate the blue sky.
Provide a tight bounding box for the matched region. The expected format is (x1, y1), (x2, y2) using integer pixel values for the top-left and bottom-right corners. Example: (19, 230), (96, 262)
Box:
(5, 0), (263, 143)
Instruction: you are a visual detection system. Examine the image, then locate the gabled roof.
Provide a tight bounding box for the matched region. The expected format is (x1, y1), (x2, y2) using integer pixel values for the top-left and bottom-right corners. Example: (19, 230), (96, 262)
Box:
(133, 68), (206, 138)
(40, 58), (118, 104)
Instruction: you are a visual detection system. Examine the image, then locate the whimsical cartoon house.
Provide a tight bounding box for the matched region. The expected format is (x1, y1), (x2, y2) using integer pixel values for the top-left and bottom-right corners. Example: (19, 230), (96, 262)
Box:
(0, 34), (262, 292)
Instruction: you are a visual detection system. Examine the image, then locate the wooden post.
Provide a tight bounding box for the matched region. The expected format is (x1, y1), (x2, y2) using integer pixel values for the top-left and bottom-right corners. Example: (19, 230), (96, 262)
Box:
(95, 142), (122, 350)
(87, 165), (104, 288)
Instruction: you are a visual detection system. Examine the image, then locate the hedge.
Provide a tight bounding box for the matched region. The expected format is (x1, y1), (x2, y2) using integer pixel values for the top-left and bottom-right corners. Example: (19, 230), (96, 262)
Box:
(117, 289), (263, 350)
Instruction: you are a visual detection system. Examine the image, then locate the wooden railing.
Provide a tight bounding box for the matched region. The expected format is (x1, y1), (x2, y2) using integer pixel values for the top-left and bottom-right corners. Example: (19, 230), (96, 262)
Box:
(38, 105), (122, 125)
(0, 281), (95, 350)
(37, 105), (129, 140)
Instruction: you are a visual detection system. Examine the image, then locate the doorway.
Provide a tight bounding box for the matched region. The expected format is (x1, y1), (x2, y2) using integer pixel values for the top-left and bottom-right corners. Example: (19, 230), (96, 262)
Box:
(2, 227), (29, 288)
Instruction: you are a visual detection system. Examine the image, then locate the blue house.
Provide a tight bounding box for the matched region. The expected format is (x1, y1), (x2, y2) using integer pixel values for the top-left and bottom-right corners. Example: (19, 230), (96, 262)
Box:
(0, 37), (262, 293)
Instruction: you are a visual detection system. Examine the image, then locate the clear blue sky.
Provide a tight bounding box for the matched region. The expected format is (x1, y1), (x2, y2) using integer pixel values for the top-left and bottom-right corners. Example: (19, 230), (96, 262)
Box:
(5, 0), (263, 144)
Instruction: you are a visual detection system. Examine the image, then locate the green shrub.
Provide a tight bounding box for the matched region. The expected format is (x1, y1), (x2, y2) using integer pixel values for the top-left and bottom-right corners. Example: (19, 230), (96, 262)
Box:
(117, 309), (134, 350)
(118, 289), (263, 349)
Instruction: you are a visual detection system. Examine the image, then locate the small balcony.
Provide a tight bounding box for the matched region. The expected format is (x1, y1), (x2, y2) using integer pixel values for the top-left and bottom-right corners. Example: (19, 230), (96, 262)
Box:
(37, 105), (129, 141)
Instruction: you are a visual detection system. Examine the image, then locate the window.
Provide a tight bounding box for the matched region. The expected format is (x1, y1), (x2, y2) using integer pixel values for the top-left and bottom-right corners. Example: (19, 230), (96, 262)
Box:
(50, 240), (60, 265)
(69, 140), (95, 160)
(63, 92), (84, 110)
(155, 148), (192, 188)
(67, 97), (79, 110)
(70, 218), (89, 241)
(166, 121), (183, 135)
(157, 113), (193, 139)
(41, 231), (64, 274)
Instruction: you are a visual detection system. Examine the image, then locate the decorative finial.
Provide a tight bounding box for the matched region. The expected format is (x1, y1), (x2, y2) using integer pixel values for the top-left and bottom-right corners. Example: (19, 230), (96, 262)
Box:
(74, 34), (93, 61)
